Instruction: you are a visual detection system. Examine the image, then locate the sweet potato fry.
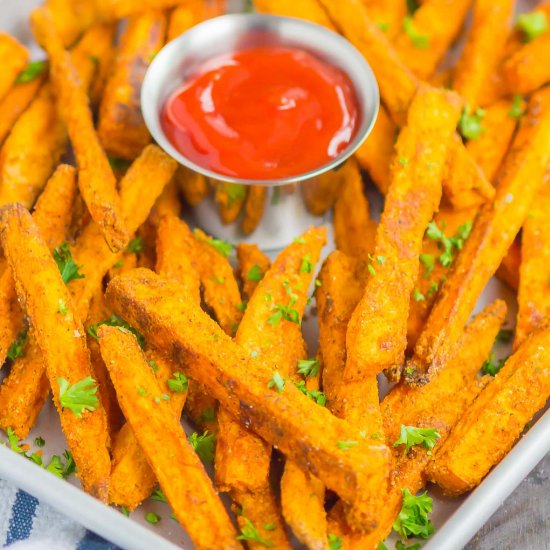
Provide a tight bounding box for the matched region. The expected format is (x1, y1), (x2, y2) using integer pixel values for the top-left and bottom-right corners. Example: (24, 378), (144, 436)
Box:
(42, 0), (99, 47)
(255, 0), (337, 29)
(98, 325), (240, 549)
(354, 104), (396, 195)
(95, 0), (187, 21)
(333, 159), (377, 259)
(174, 166), (209, 206)
(241, 185), (267, 235)
(328, 301), (505, 548)
(98, 11), (167, 160)
(429, 324), (550, 495)
(466, 98), (518, 183)
(302, 170), (344, 216)
(360, 0), (407, 38)
(452, 0), (514, 109)
(406, 87), (550, 385)
(0, 204), (110, 500)
(515, 173), (550, 346)
(106, 268), (391, 523)
(168, 0), (225, 41)
(0, 71), (45, 146)
(69, 145), (177, 321)
(215, 183), (248, 225)
(344, 86), (462, 383)
(236, 243), (271, 301)
(32, 7), (129, 252)
(497, 238), (520, 290)
(0, 34), (28, 102)
(392, 0), (473, 80)
(0, 164), (77, 369)
(318, 0), (419, 125)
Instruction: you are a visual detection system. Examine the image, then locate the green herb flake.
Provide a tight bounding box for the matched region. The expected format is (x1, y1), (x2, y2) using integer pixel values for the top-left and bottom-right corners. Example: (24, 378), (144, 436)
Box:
(300, 254), (313, 274)
(393, 425), (441, 453)
(264, 523), (276, 531)
(481, 352), (508, 376)
(15, 60), (47, 84)
(337, 440), (358, 451)
(393, 488), (434, 539)
(496, 329), (514, 343)
(367, 264), (376, 276)
(426, 220), (472, 268)
(267, 371), (285, 393)
(120, 506), (130, 517)
(7, 329), (28, 361)
(328, 533), (343, 550)
(200, 407), (216, 422)
(167, 372), (188, 393)
(145, 512), (160, 524)
(126, 236), (143, 254)
(458, 105), (486, 140)
(399, 156), (409, 166)
(87, 314), (145, 348)
(402, 16), (430, 48)
(108, 157), (132, 172)
(413, 288), (425, 302)
(294, 381), (326, 406)
(151, 488), (167, 502)
(58, 299), (69, 315)
(194, 230), (234, 258)
(420, 253), (435, 277)
(509, 94), (526, 119)
(517, 11), (548, 42)
(57, 376), (99, 417)
(148, 360), (159, 372)
(34, 436), (45, 448)
(53, 243), (85, 284)
(188, 431), (216, 463)
(237, 518), (273, 547)
(297, 358), (321, 378)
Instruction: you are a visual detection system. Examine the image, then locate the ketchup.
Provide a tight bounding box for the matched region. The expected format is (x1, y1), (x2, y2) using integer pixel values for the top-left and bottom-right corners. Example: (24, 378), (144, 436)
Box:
(161, 46), (360, 180)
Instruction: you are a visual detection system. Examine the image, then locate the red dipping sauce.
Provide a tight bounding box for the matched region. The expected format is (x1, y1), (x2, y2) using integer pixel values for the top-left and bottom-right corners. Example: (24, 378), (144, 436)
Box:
(161, 46), (360, 180)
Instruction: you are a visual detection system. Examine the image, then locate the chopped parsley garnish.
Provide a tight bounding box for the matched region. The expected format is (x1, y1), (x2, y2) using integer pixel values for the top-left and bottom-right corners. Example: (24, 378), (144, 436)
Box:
(399, 156), (409, 166)
(294, 236), (306, 244)
(420, 253), (435, 277)
(427, 281), (439, 298)
(112, 260), (124, 269)
(367, 264), (376, 276)
(393, 425), (441, 453)
(34, 436), (45, 447)
(496, 328), (514, 343)
(413, 289), (425, 302)
(126, 237), (143, 253)
(264, 523), (276, 531)
(151, 488), (167, 502)
(300, 255), (313, 274)
(396, 542), (421, 550)
(393, 488), (434, 539)
(377, 21), (390, 32)
(87, 314), (145, 348)
(246, 264), (264, 282)
(194, 230), (233, 258)
(406, 0), (420, 15)
(15, 60), (47, 84)
(108, 157), (132, 172)
(120, 506), (130, 517)
(328, 533), (343, 550)
(314, 278), (322, 288)
(148, 359), (158, 372)
(58, 299), (69, 315)
(7, 329), (28, 361)
(57, 376), (99, 417)
(237, 518), (273, 547)
(267, 303), (300, 326)
(236, 301), (248, 313)
(509, 95), (525, 119)
(145, 512), (160, 524)
(188, 431), (215, 463)
(53, 243), (85, 284)
(458, 105), (486, 140)
(517, 11), (548, 42)
(294, 381), (326, 406)
(402, 16), (429, 48)
(426, 220), (472, 267)
(200, 407), (216, 422)
(297, 358), (321, 378)
(481, 352), (508, 376)
(267, 371), (285, 393)
(337, 440), (358, 451)
(224, 183), (247, 206)
(167, 372), (188, 393)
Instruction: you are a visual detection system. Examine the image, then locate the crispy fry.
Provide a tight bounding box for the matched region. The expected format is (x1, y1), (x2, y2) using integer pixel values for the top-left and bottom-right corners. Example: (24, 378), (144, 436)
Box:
(406, 87), (550, 385)
(360, 0), (407, 38)
(98, 11), (167, 160)
(106, 268), (391, 522)
(333, 159), (377, 259)
(428, 324), (550, 495)
(168, 0), (225, 40)
(302, 170), (344, 216)
(345, 87), (462, 383)
(98, 325), (240, 549)
(452, 0), (514, 108)
(174, 166), (209, 206)
(241, 185), (267, 235)
(466, 98), (518, 183)
(215, 183), (248, 225)
(69, 145), (177, 321)
(96, 0), (188, 21)
(32, 7), (129, 252)
(42, 0), (99, 47)
(0, 72), (45, 146)
(354, 104), (396, 195)
(0, 204), (110, 500)
(329, 301), (505, 548)
(392, 0), (473, 80)
(515, 173), (550, 346)
(442, 135), (495, 210)
(148, 179), (182, 227)
(217, 228), (326, 548)
(496, 238), (520, 290)
(255, 0), (337, 29)
(0, 34), (28, 102)
(318, 0), (419, 125)
(236, 243), (271, 301)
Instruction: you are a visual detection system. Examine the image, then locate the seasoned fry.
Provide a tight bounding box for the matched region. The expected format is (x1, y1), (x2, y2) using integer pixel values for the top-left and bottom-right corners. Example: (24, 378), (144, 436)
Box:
(42, 0), (99, 47)
(98, 325), (240, 549)
(216, 228), (326, 549)
(452, 0), (514, 109)
(174, 166), (209, 206)
(69, 145), (177, 321)
(318, 0), (419, 125)
(0, 204), (110, 500)
(32, 7), (129, 253)
(333, 159), (377, 259)
(0, 34), (28, 102)
(215, 183), (248, 224)
(406, 87), (550, 385)
(354, 104), (396, 195)
(302, 169), (344, 216)
(168, 0), (225, 40)
(497, 238), (520, 290)
(392, 0), (473, 80)
(466, 98), (518, 183)
(515, 173), (550, 346)
(96, 0), (187, 21)
(0, 72), (45, 146)
(345, 86), (462, 382)
(98, 11), (167, 160)
(241, 185), (267, 235)
(361, 0), (407, 38)
(329, 301), (506, 548)
(255, 0), (337, 29)
(236, 243), (271, 301)
(106, 268), (391, 520)
(429, 325), (550, 495)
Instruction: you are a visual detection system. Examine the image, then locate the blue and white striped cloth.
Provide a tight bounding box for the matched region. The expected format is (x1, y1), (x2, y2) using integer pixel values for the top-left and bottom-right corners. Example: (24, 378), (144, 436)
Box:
(0, 479), (117, 550)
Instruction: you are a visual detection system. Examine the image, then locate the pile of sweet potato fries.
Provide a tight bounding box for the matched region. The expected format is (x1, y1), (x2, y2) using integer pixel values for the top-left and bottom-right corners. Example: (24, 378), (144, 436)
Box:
(0, 0), (549, 549)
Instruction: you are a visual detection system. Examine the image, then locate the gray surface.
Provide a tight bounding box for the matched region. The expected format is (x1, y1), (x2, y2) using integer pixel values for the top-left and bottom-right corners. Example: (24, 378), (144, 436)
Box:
(467, 453), (550, 550)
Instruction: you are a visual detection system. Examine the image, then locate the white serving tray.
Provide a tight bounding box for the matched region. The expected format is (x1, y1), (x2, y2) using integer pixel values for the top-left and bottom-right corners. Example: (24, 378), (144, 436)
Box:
(1, 1), (548, 549)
